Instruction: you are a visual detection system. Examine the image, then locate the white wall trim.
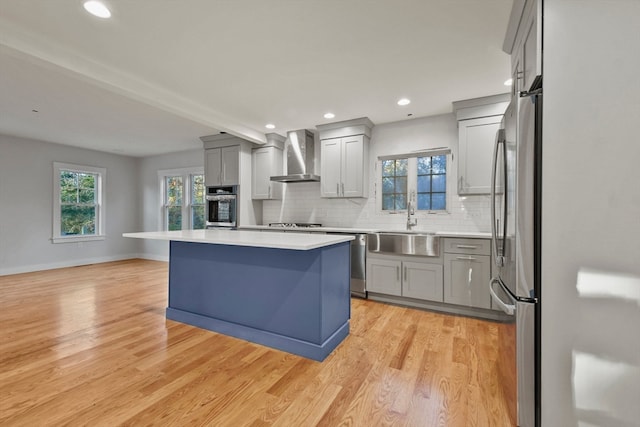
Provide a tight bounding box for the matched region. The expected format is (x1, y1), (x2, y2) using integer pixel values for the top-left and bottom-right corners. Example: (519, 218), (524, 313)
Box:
(136, 253), (170, 262)
(0, 254), (144, 276)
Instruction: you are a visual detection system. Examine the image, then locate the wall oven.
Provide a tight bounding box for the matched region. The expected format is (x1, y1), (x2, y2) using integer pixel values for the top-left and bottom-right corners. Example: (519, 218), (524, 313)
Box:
(206, 185), (237, 228)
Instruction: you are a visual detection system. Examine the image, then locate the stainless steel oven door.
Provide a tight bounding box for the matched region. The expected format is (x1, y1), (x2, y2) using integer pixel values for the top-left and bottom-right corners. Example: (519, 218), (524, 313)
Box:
(206, 194), (236, 228)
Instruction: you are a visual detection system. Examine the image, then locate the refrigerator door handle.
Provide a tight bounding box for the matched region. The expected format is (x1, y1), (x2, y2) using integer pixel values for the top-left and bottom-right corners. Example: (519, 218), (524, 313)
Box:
(490, 277), (516, 315)
(490, 129), (507, 267)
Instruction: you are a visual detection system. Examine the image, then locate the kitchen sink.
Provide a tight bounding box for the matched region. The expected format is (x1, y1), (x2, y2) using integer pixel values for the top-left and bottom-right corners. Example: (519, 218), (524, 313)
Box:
(367, 232), (440, 256)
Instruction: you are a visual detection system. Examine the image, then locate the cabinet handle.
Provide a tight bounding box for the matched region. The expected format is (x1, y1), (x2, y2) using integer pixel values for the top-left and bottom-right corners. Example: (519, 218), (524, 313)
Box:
(457, 256), (477, 261)
(397, 266), (400, 281)
(336, 183), (339, 196)
(456, 245), (477, 249)
(268, 185), (271, 199)
(404, 266), (407, 281)
(341, 182), (344, 196)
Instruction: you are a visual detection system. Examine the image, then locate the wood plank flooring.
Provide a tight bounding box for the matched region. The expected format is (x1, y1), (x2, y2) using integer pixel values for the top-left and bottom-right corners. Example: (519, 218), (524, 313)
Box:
(0, 259), (516, 426)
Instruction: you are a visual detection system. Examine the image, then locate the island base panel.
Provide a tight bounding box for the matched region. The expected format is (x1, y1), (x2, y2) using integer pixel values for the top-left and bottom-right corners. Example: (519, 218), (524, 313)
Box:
(166, 307), (349, 361)
(167, 241), (350, 361)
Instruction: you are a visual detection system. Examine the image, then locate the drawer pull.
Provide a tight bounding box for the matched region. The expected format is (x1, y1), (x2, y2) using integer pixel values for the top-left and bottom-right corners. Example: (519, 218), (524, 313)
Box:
(457, 256), (476, 261)
(456, 245), (478, 249)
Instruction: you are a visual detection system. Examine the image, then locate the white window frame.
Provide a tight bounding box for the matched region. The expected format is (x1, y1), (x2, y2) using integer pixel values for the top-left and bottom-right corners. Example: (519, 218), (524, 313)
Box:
(158, 167), (205, 231)
(377, 150), (452, 215)
(52, 162), (106, 243)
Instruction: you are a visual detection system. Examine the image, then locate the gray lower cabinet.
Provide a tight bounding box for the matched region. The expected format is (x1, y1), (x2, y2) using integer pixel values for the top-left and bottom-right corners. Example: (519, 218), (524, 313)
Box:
(443, 238), (492, 309)
(367, 257), (401, 296)
(367, 255), (443, 302)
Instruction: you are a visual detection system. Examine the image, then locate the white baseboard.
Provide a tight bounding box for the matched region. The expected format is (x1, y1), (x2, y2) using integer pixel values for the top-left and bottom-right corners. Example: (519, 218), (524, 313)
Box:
(0, 253), (167, 276)
(137, 253), (169, 262)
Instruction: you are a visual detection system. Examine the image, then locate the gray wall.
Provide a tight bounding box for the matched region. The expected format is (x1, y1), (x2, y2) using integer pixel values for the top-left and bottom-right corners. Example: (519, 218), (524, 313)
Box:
(542, 0), (640, 425)
(0, 134), (139, 274)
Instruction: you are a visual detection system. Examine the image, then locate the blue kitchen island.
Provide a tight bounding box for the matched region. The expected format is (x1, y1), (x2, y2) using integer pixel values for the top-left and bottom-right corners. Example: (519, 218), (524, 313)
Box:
(123, 230), (354, 361)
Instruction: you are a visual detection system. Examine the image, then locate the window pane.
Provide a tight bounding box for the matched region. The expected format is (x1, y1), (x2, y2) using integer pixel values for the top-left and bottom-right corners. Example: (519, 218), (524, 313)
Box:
(78, 173), (95, 189)
(432, 155), (447, 173)
(60, 188), (77, 203)
(381, 158), (408, 211)
(417, 194), (431, 210)
(166, 176), (183, 205)
(191, 206), (205, 229)
(394, 177), (407, 193)
(432, 193), (446, 210)
(60, 171), (77, 203)
(395, 159), (408, 176)
(382, 195), (394, 210)
(382, 160), (395, 177)
(78, 189), (95, 203)
(167, 206), (182, 231)
(417, 157), (431, 174)
(382, 177), (394, 193)
(416, 155), (447, 211)
(432, 174), (446, 192)
(61, 205), (96, 235)
(417, 175), (430, 193)
(192, 174), (205, 204)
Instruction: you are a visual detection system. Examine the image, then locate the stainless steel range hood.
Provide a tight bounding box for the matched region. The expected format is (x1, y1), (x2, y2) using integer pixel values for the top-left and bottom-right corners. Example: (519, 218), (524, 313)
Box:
(270, 129), (320, 182)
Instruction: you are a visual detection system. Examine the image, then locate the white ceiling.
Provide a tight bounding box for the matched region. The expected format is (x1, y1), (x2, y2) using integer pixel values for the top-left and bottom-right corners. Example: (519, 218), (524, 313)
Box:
(0, 0), (513, 157)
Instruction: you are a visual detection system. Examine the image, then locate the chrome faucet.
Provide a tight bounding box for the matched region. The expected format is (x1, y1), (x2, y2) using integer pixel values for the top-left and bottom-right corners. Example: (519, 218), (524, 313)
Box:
(406, 194), (418, 230)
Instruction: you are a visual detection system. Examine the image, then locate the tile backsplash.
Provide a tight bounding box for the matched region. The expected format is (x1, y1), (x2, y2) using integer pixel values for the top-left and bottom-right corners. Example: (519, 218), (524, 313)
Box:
(262, 181), (491, 232)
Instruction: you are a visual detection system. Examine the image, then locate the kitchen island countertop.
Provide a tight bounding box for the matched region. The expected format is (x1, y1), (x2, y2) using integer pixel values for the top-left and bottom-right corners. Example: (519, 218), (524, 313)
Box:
(123, 229), (354, 250)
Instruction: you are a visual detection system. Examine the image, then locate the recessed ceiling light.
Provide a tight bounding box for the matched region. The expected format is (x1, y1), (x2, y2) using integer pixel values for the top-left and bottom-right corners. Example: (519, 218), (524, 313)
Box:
(504, 78), (513, 86)
(324, 112), (335, 119)
(83, 1), (111, 18)
(265, 124), (275, 129)
(397, 98), (411, 106)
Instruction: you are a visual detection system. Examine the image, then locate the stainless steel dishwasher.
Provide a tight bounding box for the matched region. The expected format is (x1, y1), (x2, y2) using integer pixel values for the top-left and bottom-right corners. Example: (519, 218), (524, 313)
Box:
(328, 233), (367, 298)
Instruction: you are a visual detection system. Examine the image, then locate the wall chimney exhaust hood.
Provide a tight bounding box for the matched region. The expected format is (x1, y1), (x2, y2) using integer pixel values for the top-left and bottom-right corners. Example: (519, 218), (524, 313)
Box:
(270, 129), (320, 183)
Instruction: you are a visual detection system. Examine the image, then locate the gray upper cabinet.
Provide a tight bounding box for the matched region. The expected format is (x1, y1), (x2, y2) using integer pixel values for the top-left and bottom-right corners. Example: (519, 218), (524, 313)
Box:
(320, 135), (367, 198)
(504, 0), (542, 93)
(453, 94), (510, 195)
(457, 115), (503, 194)
(252, 146), (283, 200)
(317, 117), (373, 199)
(205, 145), (239, 187)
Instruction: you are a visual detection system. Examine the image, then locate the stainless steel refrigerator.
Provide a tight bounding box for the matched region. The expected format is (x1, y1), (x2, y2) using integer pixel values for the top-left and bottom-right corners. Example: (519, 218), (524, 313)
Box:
(490, 75), (542, 427)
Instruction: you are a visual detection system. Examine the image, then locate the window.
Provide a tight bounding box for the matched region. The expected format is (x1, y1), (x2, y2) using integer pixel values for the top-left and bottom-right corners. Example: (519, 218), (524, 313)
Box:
(53, 162), (105, 243)
(190, 174), (205, 229)
(382, 159), (408, 210)
(417, 155), (447, 211)
(379, 151), (449, 212)
(165, 175), (183, 231)
(159, 168), (205, 230)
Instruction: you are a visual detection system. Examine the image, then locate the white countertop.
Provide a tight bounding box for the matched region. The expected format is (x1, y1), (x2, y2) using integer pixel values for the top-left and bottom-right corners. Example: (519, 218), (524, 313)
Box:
(239, 225), (491, 239)
(123, 229), (354, 251)
(240, 225), (379, 234)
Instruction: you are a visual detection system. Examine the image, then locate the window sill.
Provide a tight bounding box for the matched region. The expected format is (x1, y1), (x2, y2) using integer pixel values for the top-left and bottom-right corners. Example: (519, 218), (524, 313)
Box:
(52, 235), (106, 244)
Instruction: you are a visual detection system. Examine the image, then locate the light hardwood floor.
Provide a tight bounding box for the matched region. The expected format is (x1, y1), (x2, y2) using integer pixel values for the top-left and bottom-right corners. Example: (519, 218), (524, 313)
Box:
(0, 259), (516, 426)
